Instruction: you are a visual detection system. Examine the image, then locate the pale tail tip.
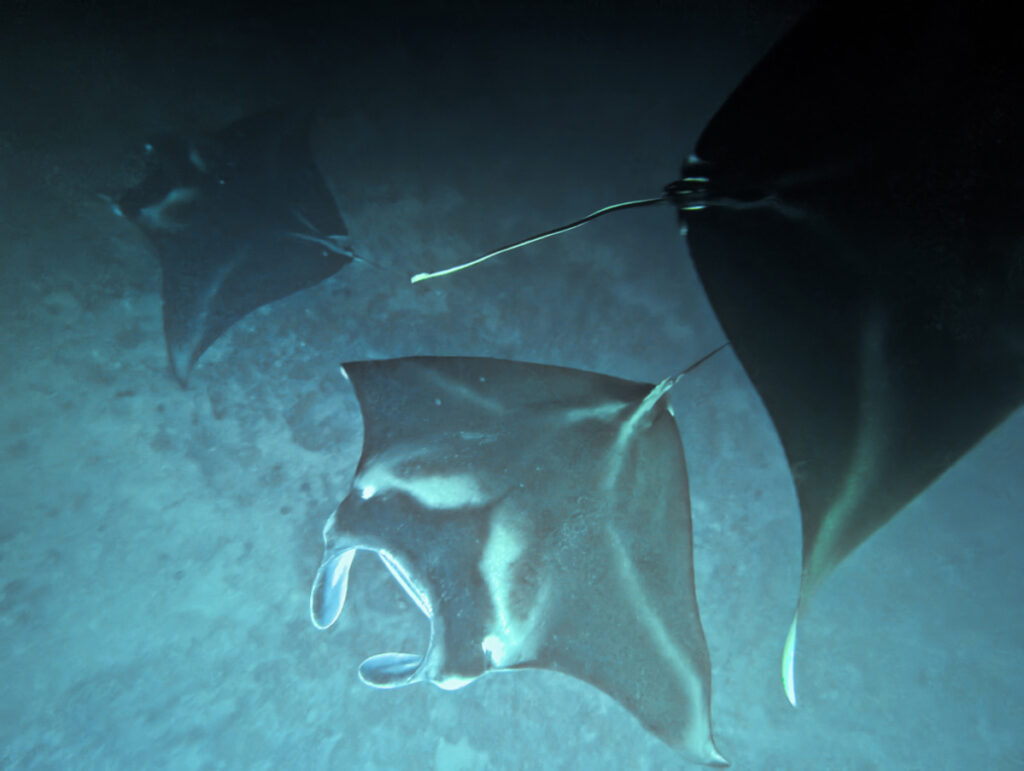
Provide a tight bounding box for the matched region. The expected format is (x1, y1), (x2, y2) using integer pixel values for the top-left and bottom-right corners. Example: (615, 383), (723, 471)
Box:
(782, 613), (799, 707)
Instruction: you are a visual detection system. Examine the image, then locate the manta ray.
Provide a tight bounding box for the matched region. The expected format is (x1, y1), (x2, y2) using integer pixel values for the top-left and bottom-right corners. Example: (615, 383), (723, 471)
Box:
(310, 354), (728, 766)
(671, 0), (1024, 703)
(393, 0), (1022, 759)
(112, 107), (353, 385)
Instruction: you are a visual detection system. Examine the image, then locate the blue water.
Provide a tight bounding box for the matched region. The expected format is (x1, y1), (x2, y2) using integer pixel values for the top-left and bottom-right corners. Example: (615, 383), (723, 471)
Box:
(1, 2), (1021, 768)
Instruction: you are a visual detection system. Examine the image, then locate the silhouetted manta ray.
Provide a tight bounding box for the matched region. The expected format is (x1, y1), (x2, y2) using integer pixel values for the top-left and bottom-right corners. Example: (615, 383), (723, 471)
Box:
(672, 0), (1024, 703)
(411, 0), (1024, 725)
(112, 107), (352, 385)
(310, 355), (728, 767)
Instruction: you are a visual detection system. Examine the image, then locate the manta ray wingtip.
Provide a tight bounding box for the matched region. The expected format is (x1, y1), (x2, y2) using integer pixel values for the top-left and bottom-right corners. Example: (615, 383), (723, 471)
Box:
(313, 355), (724, 762)
(782, 612), (799, 708)
(705, 744), (730, 767)
(168, 351), (192, 388)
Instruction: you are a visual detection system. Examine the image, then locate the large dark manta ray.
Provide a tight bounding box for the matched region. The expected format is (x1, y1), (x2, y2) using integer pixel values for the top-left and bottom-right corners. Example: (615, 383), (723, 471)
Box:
(670, 0), (1024, 703)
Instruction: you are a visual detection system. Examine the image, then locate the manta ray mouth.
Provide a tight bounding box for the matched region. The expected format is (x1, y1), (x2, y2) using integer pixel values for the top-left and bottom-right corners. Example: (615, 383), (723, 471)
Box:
(310, 546), (433, 631)
(310, 543), (453, 690)
(309, 548), (356, 631)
